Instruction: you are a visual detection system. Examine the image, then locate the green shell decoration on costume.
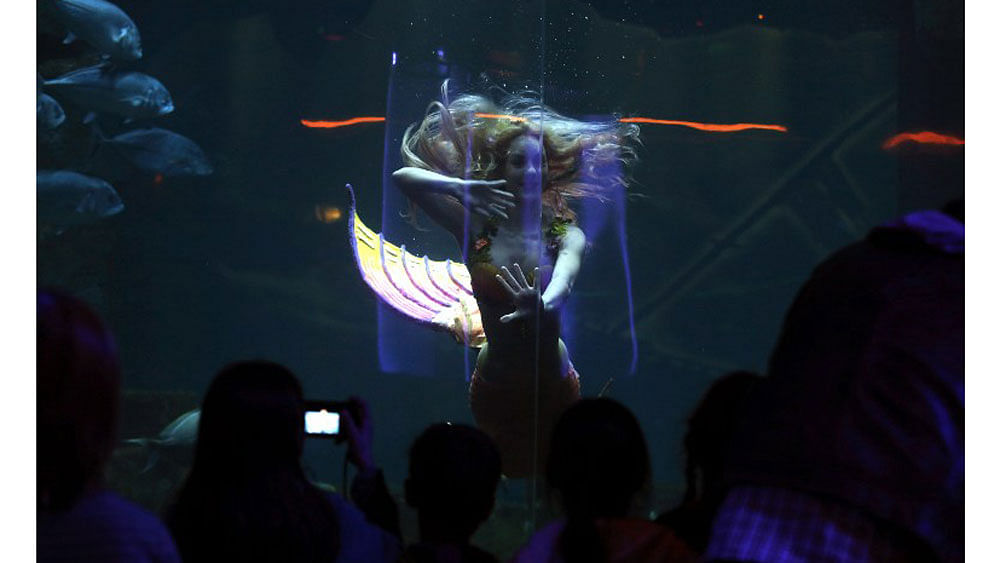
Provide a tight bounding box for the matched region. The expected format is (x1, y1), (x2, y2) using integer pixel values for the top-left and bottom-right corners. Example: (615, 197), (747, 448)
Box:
(546, 217), (574, 254)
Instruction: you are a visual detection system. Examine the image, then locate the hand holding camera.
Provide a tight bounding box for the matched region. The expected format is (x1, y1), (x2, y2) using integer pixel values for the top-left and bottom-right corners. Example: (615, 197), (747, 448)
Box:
(340, 397), (374, 472)
(303, 397), (373, 472)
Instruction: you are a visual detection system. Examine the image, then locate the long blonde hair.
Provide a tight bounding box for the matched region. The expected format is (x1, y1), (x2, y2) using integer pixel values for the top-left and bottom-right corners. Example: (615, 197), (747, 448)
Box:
(401, 81), (640, 222)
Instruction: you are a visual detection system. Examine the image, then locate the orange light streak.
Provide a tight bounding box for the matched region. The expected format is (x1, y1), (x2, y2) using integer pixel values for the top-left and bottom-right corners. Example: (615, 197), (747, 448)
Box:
(882, 131), (965, 149)
(474, 112), (528, 122)
(300, 114), (788, 133)
(300, 117), (386, 128)
(619, 117), (787, 133)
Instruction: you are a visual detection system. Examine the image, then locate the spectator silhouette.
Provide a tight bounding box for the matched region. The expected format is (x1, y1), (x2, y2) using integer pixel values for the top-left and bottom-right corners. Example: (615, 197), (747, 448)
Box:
(164, 360), (401, 563)
(513, 398), (696, 563)
(37, 289), (181, 562)
(656, 371), (762, 554)
(705, 204), (964, 562)
(400, 422), (502, 563)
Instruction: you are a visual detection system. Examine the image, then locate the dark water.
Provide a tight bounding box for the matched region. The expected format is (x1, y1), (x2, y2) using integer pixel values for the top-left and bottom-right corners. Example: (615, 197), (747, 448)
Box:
(37, 0), (963, 556)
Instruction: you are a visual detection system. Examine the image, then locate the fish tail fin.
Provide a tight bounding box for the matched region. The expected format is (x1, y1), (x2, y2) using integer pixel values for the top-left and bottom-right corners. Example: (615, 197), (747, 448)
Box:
(84, 112), (108, 157)
(83, 112), (103, 136)
(140, 449), (160, 474)
(123, 438), (160, 473)
(38, 224), (66, 240)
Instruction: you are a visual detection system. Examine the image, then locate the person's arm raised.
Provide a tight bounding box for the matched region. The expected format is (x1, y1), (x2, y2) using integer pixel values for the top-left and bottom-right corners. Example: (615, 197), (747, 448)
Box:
(392, 167), (515, 221)
(340, 397), (401, 539)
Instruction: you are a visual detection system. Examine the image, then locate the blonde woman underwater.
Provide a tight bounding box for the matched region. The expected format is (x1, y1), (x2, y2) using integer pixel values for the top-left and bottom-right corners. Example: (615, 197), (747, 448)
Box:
(386, 84), (640, 477)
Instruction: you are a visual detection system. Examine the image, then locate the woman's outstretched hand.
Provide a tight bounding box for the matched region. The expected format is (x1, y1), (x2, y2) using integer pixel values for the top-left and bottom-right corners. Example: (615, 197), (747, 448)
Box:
(459, 179), (515, 220)
(497, 263), (542, 323)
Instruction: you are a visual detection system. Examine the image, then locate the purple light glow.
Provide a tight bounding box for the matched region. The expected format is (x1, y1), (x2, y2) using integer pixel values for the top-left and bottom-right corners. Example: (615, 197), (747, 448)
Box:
(376, 55), (427, 375)
(578, 134), (638, 375)
(614, 183), (639, 375)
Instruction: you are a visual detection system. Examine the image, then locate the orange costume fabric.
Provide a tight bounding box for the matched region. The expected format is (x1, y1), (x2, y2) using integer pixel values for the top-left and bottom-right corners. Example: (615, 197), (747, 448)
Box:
(468, 364), (580, 478)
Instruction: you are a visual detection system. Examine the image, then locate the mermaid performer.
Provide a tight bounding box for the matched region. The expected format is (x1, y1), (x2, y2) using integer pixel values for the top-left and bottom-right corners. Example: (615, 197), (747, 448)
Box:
(350, 83), (639, 477)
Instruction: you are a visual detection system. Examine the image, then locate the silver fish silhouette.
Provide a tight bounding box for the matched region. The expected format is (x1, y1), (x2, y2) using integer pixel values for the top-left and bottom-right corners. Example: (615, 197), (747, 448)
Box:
(37, 93), (66, 130)
(123, 409), (200, 473)
(92, 122), (213, 177)
(37, 170), (124, 228)
(45, 0), (142, 61)
(43, 64), (173, 121)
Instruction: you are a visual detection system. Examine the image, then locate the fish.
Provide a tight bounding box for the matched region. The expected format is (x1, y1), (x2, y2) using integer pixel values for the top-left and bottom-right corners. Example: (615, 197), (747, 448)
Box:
(37, 170), (124, 229)
(88, 117), (213, 176)
(44, 0), (142, 61)
(37, 93), (66, 130)
(123, 409), (200, 473)
(42, 64), (173, 121)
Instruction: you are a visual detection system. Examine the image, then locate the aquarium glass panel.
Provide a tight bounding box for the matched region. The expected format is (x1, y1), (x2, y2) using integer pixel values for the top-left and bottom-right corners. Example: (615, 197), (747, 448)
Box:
(38, 0), (963, 558)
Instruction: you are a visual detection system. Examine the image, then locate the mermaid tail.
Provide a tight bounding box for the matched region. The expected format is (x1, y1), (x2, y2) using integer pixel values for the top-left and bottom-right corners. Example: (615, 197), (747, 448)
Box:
(469, 364), (580, 478)
(348, 185), (580, 477)
(347, 185), (486, 348)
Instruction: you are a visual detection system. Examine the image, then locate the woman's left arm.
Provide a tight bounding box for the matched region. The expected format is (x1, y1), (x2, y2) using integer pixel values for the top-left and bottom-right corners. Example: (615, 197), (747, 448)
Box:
(541, 225), (586, 312)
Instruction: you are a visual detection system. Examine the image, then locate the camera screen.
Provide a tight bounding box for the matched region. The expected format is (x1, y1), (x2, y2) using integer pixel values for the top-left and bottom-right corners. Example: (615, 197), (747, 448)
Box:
(304, 409), (340, 435)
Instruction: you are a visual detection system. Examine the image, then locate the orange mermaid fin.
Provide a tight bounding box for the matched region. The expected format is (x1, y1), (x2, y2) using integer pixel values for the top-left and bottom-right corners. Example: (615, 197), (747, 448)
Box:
(346, 185), (485, 348)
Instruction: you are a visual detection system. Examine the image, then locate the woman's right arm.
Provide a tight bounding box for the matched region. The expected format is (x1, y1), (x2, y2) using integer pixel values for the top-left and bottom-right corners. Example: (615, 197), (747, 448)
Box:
(392, 167), (515, 227)
(391, 167), (464, 198)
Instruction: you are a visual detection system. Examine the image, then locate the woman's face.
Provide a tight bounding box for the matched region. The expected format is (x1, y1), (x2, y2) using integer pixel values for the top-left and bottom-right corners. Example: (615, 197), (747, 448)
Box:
(503, 134), (547, 196)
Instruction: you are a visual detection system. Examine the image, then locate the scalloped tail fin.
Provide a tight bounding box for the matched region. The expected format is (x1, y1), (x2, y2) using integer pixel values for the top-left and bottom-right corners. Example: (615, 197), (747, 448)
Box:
(346, 184), (485, 348)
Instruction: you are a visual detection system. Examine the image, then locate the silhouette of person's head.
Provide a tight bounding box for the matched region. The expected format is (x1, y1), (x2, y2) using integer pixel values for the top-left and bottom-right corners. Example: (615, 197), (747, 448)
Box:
(37, 289), (121, 511)
(405, 423), (502, 542)
(683, 370), (763, 506)
(656, 370), (763, 553)
(194, 360), (305, 475)
(167, 360), (340, 563)
(547, 397), (650, 520)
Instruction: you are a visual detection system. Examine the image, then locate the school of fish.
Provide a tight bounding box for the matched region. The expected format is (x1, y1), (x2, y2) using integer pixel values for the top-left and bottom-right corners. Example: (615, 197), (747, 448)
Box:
(37, 0), (213, 234)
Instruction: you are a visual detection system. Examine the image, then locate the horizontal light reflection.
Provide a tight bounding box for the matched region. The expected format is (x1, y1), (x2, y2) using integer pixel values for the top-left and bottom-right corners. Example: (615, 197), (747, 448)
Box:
(882, 131), (965, 149)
